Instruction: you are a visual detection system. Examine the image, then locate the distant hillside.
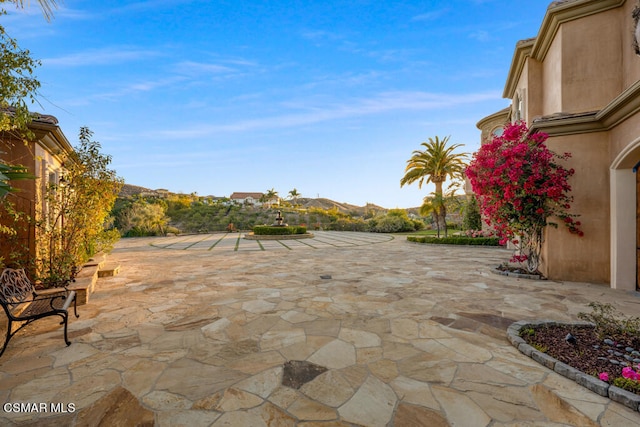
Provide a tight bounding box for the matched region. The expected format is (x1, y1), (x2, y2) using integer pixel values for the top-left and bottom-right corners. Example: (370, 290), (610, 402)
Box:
(118, 184), (398, 214)
(119, 184), (155, 197)
(296, 198), (387, 216)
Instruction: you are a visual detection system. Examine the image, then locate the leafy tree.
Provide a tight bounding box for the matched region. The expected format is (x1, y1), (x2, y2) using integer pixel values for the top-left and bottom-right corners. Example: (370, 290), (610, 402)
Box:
(0, 158), (31, 198)
(0, 0), (60, 138)
(369, 209), (420, 233)
(466, 122), (582, 273)
(36, 127), (123, 286)
(0, 2), (46, 197)
(400, 136), (467, 237)
(117, 199), (169, 236)
(462, 195), (482, 231)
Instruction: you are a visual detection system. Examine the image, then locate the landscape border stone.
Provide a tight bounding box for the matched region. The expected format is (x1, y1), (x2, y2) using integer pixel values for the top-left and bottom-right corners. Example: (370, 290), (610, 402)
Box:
(508, 321), (640, 414)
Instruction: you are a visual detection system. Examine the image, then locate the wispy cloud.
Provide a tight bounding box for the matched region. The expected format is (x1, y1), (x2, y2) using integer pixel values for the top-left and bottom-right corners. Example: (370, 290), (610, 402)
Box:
(107, 0), (199, 15)
(301, 29), (345, 43)
(411, 9), (450, 22)
(52, 54), (260, 106)
(57, 75), (188, 106)
(172, 61), (236, 76)
(469, 30), (491, 42)
(55, 7), (95, 21)
(146, 90), (501, 139)
(42, 47), (161, 67)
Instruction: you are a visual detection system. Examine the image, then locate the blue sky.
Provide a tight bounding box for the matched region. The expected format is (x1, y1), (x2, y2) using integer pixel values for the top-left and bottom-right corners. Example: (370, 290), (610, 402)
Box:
(4, 1), (550, 208)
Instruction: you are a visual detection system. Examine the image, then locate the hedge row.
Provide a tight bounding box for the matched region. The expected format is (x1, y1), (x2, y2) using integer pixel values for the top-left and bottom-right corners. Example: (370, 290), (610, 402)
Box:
(253, 225), (307, 235)
(407, 235), (501, 246)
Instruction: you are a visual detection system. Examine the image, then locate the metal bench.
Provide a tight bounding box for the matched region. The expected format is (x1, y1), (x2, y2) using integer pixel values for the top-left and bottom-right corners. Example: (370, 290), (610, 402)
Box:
(0, 268), (79, 357)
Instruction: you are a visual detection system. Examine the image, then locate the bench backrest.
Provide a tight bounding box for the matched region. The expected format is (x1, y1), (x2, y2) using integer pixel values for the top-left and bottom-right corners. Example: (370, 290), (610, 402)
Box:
(0, 268), (36, 304)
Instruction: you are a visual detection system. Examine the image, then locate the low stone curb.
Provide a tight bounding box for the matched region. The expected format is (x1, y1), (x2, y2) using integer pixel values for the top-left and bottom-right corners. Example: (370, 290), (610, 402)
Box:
(508, 321), (640, 413)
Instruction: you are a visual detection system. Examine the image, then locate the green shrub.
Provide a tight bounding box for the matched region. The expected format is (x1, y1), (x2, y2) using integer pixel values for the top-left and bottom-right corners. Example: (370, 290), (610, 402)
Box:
(463, 195), (482, 231)
(407, 235), (500, 246)
(613, 377), (640, 394)
(370, 215), (417, 233)
(328, 217), (368, 231)
(411, 219), (425, 231)
(577, 302), (640, 339)
(253, 225), (307, 235)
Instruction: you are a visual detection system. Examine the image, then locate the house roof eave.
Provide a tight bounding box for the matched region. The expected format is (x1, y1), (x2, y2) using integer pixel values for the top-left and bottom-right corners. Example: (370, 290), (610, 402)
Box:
(503, 0), (625, 100)
(530, 79), (640, 136)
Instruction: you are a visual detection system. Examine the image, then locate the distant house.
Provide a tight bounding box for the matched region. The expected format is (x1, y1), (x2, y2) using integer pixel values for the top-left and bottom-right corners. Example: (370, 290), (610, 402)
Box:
(0, 114), (74, 266)
(230, 192), (264, 206)
(262, 196), (280, 208)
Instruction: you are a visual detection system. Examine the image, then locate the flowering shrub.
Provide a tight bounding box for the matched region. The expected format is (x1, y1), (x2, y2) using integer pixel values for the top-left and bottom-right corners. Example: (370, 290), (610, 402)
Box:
(464, 229), (495, 238)
(599, 365), (640, 394)
(466, 122), (583, 273)
(622, 366), (640, 381)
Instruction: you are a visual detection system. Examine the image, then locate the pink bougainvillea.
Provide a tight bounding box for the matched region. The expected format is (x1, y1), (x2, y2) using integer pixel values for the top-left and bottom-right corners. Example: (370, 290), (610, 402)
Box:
(466, 122), (583, 272)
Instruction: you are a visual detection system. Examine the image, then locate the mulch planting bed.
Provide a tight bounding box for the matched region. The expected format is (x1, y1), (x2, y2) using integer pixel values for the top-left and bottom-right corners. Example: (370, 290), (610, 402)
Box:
(523, 324), (640, 395)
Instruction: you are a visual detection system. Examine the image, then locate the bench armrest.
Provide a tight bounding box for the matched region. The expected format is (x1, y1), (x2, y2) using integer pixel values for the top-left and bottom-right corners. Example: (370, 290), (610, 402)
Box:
(61, 291), (76, 311)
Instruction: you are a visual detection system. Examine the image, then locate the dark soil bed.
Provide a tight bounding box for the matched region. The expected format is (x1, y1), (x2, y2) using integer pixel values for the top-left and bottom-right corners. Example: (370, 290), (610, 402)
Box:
(495, 263), (543, 277)
(522, 324), (640, 395)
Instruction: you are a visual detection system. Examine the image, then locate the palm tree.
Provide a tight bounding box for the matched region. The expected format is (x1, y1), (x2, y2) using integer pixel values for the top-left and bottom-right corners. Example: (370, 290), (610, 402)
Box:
(400, 136), (467, 237)
(262, 188), (278, 208)
(288, 188), (301, 206)
(419, 183), (463, 237)
(9, 0), (59, 21)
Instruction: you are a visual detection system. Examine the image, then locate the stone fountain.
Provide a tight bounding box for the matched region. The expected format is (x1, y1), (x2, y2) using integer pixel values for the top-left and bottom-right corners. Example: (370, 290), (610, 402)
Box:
(272, 210), (287, 227)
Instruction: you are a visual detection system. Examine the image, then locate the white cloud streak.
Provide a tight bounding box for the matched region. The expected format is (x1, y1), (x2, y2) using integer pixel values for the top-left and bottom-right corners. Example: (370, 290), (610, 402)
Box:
(42, 47), (161, 67)
(172, 61), (236, 76)
(147, 90), (501, 139)
(411, 9), (450, 22)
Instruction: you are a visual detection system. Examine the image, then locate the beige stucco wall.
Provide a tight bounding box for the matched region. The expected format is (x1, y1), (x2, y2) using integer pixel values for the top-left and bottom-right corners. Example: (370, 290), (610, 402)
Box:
(560, 9), (622, 113)
(542, 29), (563, 115)
(476, 109), (509, 144)
(610, 112), (640, 165)
(526, 58), (544, 121)
(541, 132), (611, 283)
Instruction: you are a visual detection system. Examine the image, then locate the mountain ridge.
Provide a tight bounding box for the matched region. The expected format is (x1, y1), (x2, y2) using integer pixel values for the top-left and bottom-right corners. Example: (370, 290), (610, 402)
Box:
(118, 183), (403, 214)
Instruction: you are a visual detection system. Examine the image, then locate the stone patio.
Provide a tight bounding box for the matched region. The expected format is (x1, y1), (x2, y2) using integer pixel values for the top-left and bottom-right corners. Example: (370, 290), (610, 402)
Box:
(1, 231), (639, 426)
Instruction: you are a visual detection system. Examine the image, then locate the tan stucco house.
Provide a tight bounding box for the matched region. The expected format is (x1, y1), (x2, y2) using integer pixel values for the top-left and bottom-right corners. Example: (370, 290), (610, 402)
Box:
(0, 114), (74, 267)
(229, 192), (264, 206)
(477, 0), (640, 291)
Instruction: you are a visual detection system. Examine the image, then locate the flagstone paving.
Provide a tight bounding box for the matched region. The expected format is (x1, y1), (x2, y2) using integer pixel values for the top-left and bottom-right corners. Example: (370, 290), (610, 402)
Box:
(1, 231), (640, 426)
